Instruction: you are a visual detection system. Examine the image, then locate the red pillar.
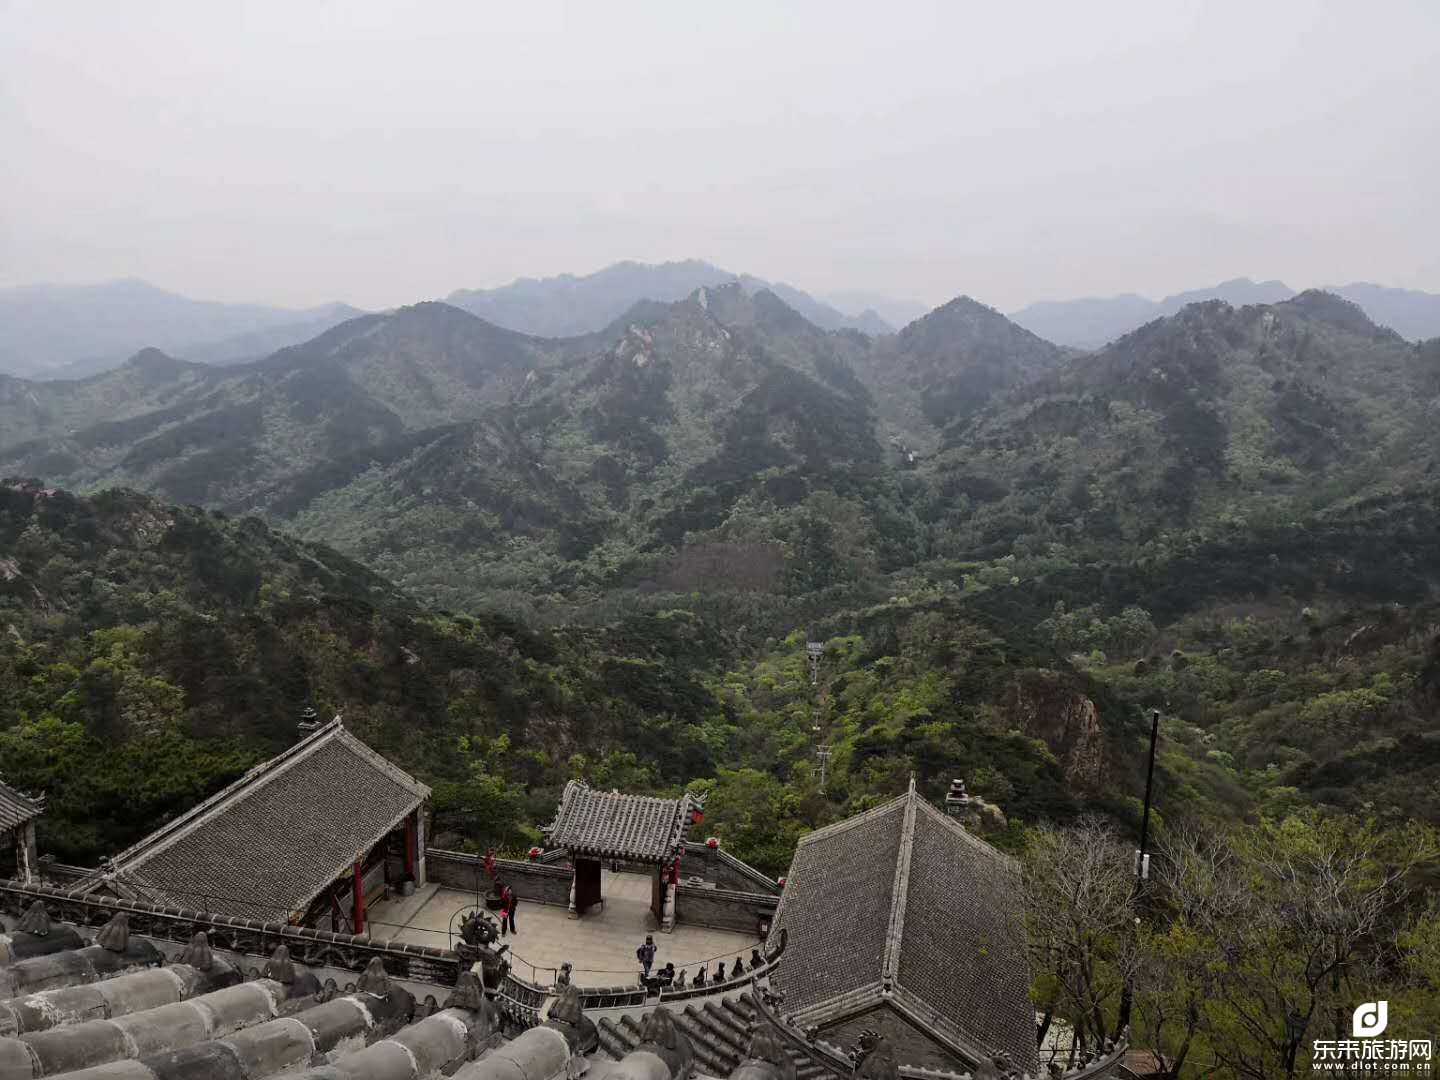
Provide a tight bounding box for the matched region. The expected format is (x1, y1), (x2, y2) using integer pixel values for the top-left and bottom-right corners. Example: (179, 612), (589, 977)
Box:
(352, 861), (366, 935)
(404, 811), (417, 878)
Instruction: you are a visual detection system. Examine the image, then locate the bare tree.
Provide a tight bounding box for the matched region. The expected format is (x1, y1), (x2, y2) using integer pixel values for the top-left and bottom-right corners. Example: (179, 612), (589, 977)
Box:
(1021, 816), (1142, 1057)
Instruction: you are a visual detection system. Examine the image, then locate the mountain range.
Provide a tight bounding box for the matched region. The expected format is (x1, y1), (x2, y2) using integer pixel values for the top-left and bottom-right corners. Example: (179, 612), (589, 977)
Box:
(0, 262), (891, 380)
(4, 273), (1439, 863)
(1009, 277), (1440, 349)
(8, 268), (1437, 383)
(0, 279), (363, 378)
(444, 259), (894, 338)
(4, 280), (1437, 616)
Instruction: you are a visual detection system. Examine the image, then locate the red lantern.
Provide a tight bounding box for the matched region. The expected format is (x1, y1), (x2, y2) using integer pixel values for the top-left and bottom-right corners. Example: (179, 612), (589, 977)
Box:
(777, 876), (786, 888)
(528, 846), (542, 861)
(706, 836), (720, 849)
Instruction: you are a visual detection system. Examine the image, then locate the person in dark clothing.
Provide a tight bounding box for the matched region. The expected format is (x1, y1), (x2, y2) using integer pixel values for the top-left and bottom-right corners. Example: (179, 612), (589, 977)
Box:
(637, 934), (657, 977)
(494, 880), (509, 937)
(504, 885), (518, 935)
(658, 962), (676, 987)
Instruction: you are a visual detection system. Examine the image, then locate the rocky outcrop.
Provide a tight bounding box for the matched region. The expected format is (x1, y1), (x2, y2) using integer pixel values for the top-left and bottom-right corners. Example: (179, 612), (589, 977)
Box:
(1001, 671), (1108, 794)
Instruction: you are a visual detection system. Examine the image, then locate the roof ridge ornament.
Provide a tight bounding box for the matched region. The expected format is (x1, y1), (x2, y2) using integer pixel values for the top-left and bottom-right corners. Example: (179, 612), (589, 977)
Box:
(94, 911), (130, 952)
(443, 970), (489, 1010)
(178, 930), (215, 971)
(263, 944), (297, 984)
(15, 900), (51, 936)
(356, 956), (392, 996)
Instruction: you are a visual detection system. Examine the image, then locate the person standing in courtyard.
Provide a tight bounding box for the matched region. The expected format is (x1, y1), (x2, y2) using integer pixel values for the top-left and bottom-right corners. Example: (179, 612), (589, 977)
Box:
(637, 934), (657, 978)
(503, 882), (518, 936)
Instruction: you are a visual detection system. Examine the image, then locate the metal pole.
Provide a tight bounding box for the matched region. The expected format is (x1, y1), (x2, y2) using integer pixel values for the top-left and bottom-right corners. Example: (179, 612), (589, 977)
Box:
(1137, 708), (1160, 868)
(1117, 708), (1161, 1036)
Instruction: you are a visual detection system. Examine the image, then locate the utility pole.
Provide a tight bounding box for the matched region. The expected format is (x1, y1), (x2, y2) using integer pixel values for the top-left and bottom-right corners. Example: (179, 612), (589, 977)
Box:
(1136, 707), (1160, 880)
(1118, 708), (1162, 1035)
(807, 640), (829, 793)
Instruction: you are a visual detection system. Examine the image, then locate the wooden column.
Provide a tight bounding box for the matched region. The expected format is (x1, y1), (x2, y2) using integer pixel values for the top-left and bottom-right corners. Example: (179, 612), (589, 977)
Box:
(18, 822), (36, 885)
(352, 861), (366, 935)
(404, 811), (417, 879)
(414, 808), (427, 886)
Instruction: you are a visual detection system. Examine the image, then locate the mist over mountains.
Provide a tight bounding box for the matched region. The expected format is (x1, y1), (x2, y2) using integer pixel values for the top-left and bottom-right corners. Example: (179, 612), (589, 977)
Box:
(0, 279), (362, 378)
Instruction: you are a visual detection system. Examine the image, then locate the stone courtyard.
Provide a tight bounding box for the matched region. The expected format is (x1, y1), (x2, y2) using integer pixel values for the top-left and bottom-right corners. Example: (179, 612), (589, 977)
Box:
(367, 868), (760, 985)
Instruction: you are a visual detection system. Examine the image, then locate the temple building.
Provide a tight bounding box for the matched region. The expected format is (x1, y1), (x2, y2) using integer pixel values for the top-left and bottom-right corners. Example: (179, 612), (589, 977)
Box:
(768, 778), (1038, 1075)
(0, 765), (1124, 1079)
(76, 717), (430, 933)
(0, 780), (43, 884)
(545, 781), (706, 927)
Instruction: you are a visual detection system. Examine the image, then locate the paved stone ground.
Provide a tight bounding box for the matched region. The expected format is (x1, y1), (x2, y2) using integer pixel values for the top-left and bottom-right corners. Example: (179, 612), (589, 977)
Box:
(368, 870), (759, 985)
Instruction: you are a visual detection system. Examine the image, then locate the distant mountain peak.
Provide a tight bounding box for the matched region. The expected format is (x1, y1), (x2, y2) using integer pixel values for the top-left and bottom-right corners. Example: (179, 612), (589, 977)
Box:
(444, 259), (887, 339)
(123, 347), (192, 373)
(1280, 289), (1390, 337)
(925, 295), (1003, 319)
(127, 345), (178, 365)
(1011, 278), (1440, 349)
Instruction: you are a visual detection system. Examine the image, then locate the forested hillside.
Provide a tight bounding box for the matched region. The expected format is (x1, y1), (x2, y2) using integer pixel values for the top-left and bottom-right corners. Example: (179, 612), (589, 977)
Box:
(2, 284), (1438, 879)
(0, 481), (1169, 873)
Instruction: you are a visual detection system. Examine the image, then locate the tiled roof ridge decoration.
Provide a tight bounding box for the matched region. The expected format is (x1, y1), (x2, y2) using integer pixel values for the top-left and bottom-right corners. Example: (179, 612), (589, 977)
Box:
(0, 777), (45, 831)
(753, 977), (1128, 1080)
(792, 782), (1016, 867)
(771, 780), (1036, 1074)
(544, 780), (708, 862)
(70, 717), (432, 922)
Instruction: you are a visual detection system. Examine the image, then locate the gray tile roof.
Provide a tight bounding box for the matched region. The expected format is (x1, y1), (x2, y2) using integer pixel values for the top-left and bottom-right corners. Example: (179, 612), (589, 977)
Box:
(84, 720), (429, 923)
(770, 782), (1036, 1073)
(545, 781), (705, 863)
(0, 780), (44, 832)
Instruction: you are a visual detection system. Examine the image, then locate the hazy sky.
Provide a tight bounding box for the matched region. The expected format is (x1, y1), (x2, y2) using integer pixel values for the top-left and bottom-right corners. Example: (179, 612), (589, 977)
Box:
(3, 0), (1437, 312)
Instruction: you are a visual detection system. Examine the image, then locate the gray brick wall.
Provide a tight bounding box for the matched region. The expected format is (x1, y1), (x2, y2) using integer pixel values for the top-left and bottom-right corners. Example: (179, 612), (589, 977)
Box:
(673, 885), (778, 933)
(425, 850), (572, 906)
